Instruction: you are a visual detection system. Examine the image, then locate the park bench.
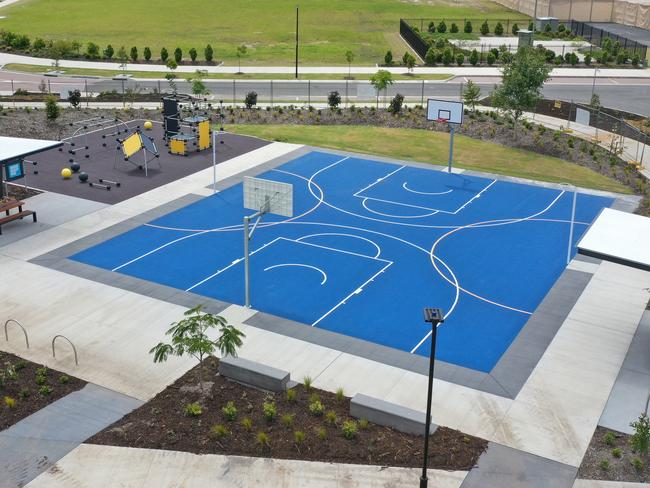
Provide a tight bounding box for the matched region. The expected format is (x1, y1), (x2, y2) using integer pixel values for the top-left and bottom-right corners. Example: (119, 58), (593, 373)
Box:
(0, 198), (36, 235)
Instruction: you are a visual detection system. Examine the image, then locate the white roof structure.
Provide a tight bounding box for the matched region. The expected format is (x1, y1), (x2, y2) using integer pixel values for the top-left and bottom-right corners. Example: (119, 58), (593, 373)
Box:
(0, 136), (62, 163)
(577, 208), (650, 271)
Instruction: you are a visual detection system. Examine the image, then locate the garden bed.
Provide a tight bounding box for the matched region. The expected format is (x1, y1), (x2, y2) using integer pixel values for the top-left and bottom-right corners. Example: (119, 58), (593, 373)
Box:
(89, 357), (487, 470)
(578, 425), (650, 482)
(0, 351), (86, 431)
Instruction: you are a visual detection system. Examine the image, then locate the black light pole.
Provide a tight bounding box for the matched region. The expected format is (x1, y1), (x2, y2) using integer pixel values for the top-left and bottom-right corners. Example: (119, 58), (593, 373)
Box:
(420, 307), (444, 488)
(295, 6), (299, 79)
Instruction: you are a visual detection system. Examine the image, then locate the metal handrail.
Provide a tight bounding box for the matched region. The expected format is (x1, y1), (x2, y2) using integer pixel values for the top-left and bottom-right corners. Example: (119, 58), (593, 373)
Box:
(51, 335), (78, 366)
(4, 319), (29, 349)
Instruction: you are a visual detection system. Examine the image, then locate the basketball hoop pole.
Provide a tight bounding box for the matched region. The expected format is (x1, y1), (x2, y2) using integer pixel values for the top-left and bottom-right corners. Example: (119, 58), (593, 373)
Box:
(565, 184), (577, 265)
(243, 196), (270, 308)
(447, 122), (455, 173)
(212, 130), (217, 193)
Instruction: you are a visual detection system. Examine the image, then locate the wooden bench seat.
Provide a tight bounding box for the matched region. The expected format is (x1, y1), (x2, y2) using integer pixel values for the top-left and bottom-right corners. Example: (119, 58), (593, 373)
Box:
(0, 209), (37, 234)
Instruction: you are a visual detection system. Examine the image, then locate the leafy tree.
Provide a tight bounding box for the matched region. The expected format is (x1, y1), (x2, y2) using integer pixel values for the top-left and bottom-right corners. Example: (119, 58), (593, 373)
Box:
(450, 23), (459, 34)
(68, 89), (81, 108)
(528, 21), (534, 31)
(442, 47), (453, 66)
(160, 47), (169, 62)
(462, 80), (481, 110)
(150, 305), (245, 392)
(174, 47), (182, 63)
(117, 46), (128, 71)
(480, 21), (490, 36)
(130, 46), (138, 62)
(544, 23), (552, 34)
(205, 44), (214, 63)
(32, 38), (46, 52)
(236, 44), (247, 73)
(590, 92), (601, 109)
(244, 90), (257, 109)
(491, 47), (551, 133)
(143, 47), (152, 62)
(45, 95), (59, 120)
(512, 23), (519, 35)
(437, 20), (447, 33)
(345, 50), (354, 79)
(455, 52), (465, 66)
(103, 44), (114, 59)
(486, 52), (496, 65)
(12, 34), (30, 50)
(494, 22), (504, 36)
(631, 413), (650, 455)
(424, 47), (437, 66)
(388, 93), (404, 114)
(369, 69), (393, 109)
(165, 59), (178, 93)
(384, 49), (393, 66)
(469, 49), (479, 66)
(584, 53), (592, 65)
(428, 21), (436, 33)
(464, 20), (473, 33)
(403, 52), (416, 72)
(327, 90), (341, 108)
(85, 42), (100, 60)
(189, 47), (198, 63)
(188, 69), (209, 96)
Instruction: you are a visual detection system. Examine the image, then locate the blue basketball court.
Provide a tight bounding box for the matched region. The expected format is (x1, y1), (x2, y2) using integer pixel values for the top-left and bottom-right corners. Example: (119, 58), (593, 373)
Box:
(71, 151), (613, 372)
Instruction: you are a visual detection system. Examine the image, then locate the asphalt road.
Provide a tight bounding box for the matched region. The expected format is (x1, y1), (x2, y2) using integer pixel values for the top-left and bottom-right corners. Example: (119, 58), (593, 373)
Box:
(1, 71), (649, 116)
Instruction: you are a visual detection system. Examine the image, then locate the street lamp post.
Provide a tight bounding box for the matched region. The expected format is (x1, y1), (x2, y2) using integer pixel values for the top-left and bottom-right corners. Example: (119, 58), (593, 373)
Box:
(420, 307), (445, 488)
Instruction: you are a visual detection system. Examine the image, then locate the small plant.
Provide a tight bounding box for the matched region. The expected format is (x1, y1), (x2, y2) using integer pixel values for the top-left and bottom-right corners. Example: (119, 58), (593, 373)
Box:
(4, 396), (16, 408)
(262, 401), (277, 422)
(222, 401), (237, 421)
(294, 430), (305, 445)
(36, 367), (48, 378)
(35, 375), (47, 386)
(210, 424), (229, 438)
(45, 96), (59, 120)
(308, 392), (320, 403)
(303, 376), (313, 391)
(612, 447), (623, 458)
(335, 387), (345, 403)
(632, 457), (645, 471)
(256, 431), (270, 448)
(58, 375), (70, 385)
(184, 402), (202, 417)
(18, 388), (29, 400)
(281, 413), (294, 427)
(286, 389), (297, 402)
(244, 91), (258, 109)
(325, 410), (337, 425)
(14, 360), (26, 371)
(316, 426), (327, 440)
(241, 417), (253, 431)
(599, 459), (610, 471)
(359, 418), (369, 430)
(38, 385), (52, 396)
(630, 412), (650, 455)
(342, 420), (358, 439)
(309, 400), (324, 416)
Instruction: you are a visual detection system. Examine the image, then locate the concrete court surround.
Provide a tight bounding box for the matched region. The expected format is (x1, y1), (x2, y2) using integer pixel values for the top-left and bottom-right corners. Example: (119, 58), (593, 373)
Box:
(0, 140), (649, 485)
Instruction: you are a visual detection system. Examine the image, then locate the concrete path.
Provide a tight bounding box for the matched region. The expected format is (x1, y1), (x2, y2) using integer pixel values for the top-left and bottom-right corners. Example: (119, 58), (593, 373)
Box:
(25, 444), (467, 488)
(0, 384), (142, 488)
(574, 481), (650, 487)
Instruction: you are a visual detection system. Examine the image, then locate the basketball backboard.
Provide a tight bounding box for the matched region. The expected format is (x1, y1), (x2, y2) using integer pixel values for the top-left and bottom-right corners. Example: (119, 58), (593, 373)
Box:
(243, 176), (293, 217)
(426, 99), (464, 124)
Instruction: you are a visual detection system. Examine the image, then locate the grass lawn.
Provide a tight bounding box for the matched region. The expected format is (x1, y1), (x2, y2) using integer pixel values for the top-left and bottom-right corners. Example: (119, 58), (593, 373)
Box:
(0, 0), (527, 65)
(228, 124), (630, 194)
(2, 64), (452, 81)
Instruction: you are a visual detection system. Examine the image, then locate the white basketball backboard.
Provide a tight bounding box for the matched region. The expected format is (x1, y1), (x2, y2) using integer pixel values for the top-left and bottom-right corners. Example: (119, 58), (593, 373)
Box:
(243, 176), (293, 217)
(426, 99), (464, 124)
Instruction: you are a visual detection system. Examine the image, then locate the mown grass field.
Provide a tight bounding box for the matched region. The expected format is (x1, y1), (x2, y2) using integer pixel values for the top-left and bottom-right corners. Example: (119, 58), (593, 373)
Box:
(229, 124), (630, 194)
(0, 0), (526, 65)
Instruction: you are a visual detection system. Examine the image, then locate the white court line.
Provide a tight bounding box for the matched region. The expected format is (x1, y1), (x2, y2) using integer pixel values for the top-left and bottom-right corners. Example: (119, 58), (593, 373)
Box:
(276, 237), (391, 264)
(296, 232), (382, 259)
(362, 198), (440, 219)
(352, 165), (405, 196)
(402, 181), (453, 196)
(264, 263), (327, 285)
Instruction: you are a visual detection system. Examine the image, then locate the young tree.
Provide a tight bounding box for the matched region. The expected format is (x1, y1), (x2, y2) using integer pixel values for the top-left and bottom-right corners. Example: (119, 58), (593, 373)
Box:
(130, 46), (138, 62)
(345, 50), (354, 79)
(486, 51), (496, 65)
(117, 46), (128, 72)
(236, 44), (247, 74)
(244, 90), (257, 109)
(189, 47), (198, 63)
(456, 53), (465, 66)
(45, 95), (59, 120)
(384, 49), (393, 66)
(328, 90), (341, 108)
(405, 53), (416, 73)
(442, 47), (453, 66)
(450, 23), (459, 33)
(369, 69), (393, 109)
(630, 413), (650, 455)
(480, 20), (490, 36)
(188, 69), (209, 96)
(174, 47), (183, 63)
(143, 46), (152, 62)
(424, 47), (437, 66)
(491, 47), (551, 134)
(464, 20), (473, 33)
(469, 49), (479, 66)
(437, 20), (447, 33)
(68, 88), (81, 108)
(205, 44), (214, 63)
(150, 305), (245, 392)
(462, 80), (481, 110)
(494, 22), (504, 36)
(160, 47), (169, 62)
(85, 42), (100, 60)
(512, 23), (519, 35)
(388, 93), (404, 114)
(165, 59), (178, 93)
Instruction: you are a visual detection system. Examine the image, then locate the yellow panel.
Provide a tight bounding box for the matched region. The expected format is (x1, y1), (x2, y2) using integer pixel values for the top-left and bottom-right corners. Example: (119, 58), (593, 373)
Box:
(198, 121), (210, 151)
(122, 132), (142, 158)
(170, 138), (186, 155)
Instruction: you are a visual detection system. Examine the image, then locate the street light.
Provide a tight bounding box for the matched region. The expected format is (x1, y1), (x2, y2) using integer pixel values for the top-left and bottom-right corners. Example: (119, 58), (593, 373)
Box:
(420, 307), (444, 488)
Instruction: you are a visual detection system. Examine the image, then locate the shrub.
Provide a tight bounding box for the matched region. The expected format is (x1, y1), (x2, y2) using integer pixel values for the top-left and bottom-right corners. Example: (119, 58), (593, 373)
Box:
(12, 34), (30, 50)
(437, 20), (447, 34)
(424, 47), (437, 66)
(143, 47), (152, 61)
(103, 44), (114, 59)
(38, 385), (52, 396)
(512, 23), (519, 35)
(501, 51), (513, 64)
(599, 459), (609, 471)
(244, 91), (258, 109)
(189, 47), (198, 62)
(32, 38), (46, 52)
(281, 413), (294, 427)
(262, 401), (276, 422)
(303, 376), (312, 391)
(427, 22), (435, 33)
(256, 431), (270, 447)
(464, 20), (473, 33)
(456, 53), (464, 66)
(316, 426), (327, 440)
(435, 38), (446, 49)
(293, 430), (305, 445)
(205, 44), (214, 63)
(184, 402), (202, 417)
(286, 389), (297, 402)
(328, 91), (341, 109)
(442, 48), (453, 66)
(554, 55), (564, 65)
(633, 457), (645, 471)
(160, 47), (169, 62)
(384, 50), (393, 66)
(241, 417), (253, 431)
(4, 396), (16, 408)
(325, 410), (337, 425)
(309, 400), (324, 416)
(494, 22), (504, 36)
(335, 387), (345, 402)
(85, 42), (100, 60)
(58, 375), (70, 384)
(480, 21), (489, 36)
(632, 54), (640, 67)
(130, 46), (138, 62)
(631, 413), (650, 454)
(359, 418), (369, 430)
(18, 388), (29, 400)
(612, 447), (622, 458)
(388, 93), (404, 114)
(469, 49), (479, 66)
(558, 23), (566, 33)
(45, 96), (60, 120)
(486, 52), (496, 66)
(36, 367), (48, 377)
(450, 23), (458, 33)
(222, 401), (237, 421)
(211, 424), (229, 438)
(174, 47), (182, 63)
(342, 420), (358, 439)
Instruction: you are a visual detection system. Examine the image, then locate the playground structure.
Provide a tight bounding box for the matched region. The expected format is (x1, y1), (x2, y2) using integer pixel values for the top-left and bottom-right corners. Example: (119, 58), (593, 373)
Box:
(60, 116), (130, 160)
(114, 130), (160, 177)
(162, 94), (212, 156)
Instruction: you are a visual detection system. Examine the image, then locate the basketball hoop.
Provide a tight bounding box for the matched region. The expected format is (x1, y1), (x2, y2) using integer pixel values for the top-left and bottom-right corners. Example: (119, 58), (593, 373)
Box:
(435, 118), (450, 125)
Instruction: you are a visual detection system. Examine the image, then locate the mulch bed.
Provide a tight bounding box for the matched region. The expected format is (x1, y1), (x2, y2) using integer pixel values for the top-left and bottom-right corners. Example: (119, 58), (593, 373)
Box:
(0, 351), (86, 431)
(89, 357), (487, 470)
(6, 183), (41, 200)
(578, 425), (650, 482)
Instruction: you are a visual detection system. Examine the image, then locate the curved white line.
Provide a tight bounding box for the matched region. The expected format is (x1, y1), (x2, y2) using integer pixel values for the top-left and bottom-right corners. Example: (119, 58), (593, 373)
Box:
(264, 263), (327, 285)
(402, 181), (453, 196)
(361, 198), (440, 219)
(296, 232), (382, 259)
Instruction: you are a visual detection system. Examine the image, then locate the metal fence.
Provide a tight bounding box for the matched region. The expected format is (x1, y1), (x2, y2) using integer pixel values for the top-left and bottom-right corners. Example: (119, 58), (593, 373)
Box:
(566, 20), (648, 58)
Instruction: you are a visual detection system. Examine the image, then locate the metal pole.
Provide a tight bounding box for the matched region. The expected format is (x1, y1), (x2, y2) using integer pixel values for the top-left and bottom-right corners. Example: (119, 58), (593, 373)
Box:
(271, 80), (274, 107)
(590, 66), (597, 103)
(420, 321), (437, 488)
(11, 79), (15, 108)
(567, 185), (577, 265)
(295, 6), (299, 79)
(447, 124), (455, 173)
(308, 80), (311, 107)
(421, 80), (425, 106)
(212, 130), (217, 193)
(244, 216), (251, 308)
(85, 79), (89, 108)
(345, 79), (348, 108)
(233, 79), (236, 106)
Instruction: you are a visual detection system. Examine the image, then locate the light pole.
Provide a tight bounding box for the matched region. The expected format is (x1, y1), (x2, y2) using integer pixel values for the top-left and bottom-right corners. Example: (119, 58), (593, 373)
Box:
(590, 66), (598, 105)
(420, 307), (444, 488)
(295, 6), (299, 79)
